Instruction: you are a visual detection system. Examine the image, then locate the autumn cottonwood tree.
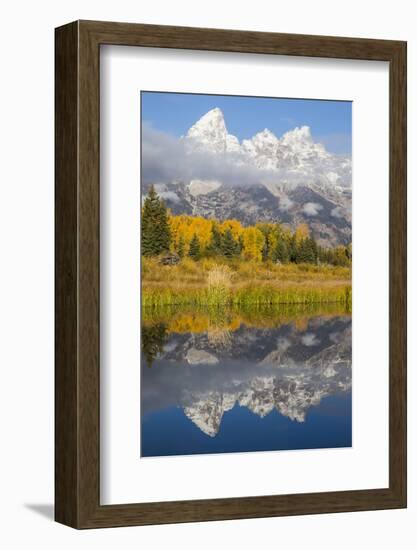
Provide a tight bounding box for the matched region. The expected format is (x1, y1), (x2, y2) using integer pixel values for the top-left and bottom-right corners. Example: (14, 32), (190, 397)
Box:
(242, 227), (265, 262)
(141, 185), (171, 256)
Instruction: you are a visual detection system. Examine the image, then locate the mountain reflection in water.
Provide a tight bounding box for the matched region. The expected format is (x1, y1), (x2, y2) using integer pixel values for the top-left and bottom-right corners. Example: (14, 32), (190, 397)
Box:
(141, 305), (352, 457)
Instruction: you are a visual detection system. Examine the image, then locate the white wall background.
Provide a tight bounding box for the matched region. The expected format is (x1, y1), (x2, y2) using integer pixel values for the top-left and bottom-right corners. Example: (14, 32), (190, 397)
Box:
(0, 0), (414, 547)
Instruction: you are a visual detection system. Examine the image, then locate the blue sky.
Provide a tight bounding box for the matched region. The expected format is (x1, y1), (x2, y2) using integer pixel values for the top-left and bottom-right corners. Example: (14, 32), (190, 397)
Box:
(141, 91), (352, 155)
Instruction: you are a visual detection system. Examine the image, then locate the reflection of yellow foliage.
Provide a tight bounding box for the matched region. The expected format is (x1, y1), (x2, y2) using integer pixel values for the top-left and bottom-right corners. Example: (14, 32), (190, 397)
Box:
(142, 303), (350, 336)
(294, 317), (309, 332)
(169, 314), (210, 333)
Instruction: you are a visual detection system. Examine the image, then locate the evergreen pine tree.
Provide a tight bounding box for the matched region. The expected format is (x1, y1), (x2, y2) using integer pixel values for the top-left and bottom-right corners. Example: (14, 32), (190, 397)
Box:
(346, 243), (352, 261)
(308, 236), (318, 264)
(289, 234), (297, 263)
(141, 184), (171, 256)
(221, 228), (239, 258)
(297, 238), (316, 263)
(207, 223), (222, 255)
(317, 245), (325, 265)
(177, 235), (185, 258)
(273, 238), (289, 263)
(188, 233), (201, 260)
(141, 323), (167, 368)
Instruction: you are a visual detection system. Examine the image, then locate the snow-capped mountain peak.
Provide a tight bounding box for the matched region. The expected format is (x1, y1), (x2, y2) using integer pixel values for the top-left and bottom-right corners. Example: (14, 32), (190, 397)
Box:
(186, 107), (239, 154)
(149, 108), (352, 246)
(191, 106), (225, 129)
(250, 128), (280, 149)
(282, 125), (313, 145)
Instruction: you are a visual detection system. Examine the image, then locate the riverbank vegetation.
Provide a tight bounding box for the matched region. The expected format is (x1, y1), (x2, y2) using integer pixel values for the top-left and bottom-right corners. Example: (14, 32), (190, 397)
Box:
(141, 185), (352, 306)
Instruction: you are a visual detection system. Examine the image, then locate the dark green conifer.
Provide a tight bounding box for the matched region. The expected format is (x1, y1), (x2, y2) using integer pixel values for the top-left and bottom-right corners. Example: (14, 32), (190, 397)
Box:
(207, 223), (222, 255)
(273, 238), (289, 263)
(188, 233), (201, 260)
(177, 235), (185, 258)
(289, 234), (297, 263)
(221, 228), (239, 258)
(141, 185), (171, 256)
(141, 323), (167, 368)
(297, 238), (316, 264)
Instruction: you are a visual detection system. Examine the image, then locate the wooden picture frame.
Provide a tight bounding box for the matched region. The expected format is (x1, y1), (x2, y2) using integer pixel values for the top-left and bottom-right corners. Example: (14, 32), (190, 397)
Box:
(55, 20), (407, 529)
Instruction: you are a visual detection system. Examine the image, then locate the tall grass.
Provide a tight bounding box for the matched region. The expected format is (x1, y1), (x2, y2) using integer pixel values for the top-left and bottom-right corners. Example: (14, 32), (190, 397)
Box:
(206, 265), (233, 305)
(141, 257), (352, 307)
(142, 284), (352, 308)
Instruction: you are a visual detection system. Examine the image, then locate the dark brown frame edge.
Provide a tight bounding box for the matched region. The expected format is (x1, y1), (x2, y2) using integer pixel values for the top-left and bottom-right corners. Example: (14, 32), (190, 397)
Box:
(55, 20), (407, 529)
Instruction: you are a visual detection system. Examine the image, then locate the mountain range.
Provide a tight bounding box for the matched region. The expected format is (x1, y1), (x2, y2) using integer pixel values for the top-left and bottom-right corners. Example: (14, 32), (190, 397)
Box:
(143, 107), (352, 247)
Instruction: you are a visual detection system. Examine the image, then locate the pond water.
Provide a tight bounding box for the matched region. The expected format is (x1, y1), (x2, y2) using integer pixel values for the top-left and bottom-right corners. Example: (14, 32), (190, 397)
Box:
(140, 305), (352, 457)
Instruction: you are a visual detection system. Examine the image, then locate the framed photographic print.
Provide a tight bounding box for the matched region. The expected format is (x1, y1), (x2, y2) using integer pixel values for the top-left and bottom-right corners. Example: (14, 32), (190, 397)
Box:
(55, 20), (407, 528)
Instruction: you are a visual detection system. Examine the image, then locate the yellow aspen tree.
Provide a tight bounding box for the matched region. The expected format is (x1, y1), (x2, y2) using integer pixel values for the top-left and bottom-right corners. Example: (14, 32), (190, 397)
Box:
(220, 219), (244, 240)
(295, 223), (310, 243)
(242, 227), (265, 262)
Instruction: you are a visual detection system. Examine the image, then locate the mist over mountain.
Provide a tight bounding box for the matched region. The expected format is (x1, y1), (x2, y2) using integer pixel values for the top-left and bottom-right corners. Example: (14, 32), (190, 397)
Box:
(142, 107), (352, 246)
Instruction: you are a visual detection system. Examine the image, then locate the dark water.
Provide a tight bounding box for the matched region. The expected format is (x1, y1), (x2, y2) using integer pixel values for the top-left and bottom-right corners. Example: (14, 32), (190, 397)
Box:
(141, 306), (352, 458)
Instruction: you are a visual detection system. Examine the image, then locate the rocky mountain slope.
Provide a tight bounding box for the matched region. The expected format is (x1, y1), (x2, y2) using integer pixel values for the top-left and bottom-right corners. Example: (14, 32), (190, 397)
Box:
(144, 107), (352, 246)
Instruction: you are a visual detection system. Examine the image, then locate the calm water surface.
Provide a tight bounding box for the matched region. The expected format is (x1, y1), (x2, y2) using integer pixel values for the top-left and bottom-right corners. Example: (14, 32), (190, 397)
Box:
(141, 305), (352, 457)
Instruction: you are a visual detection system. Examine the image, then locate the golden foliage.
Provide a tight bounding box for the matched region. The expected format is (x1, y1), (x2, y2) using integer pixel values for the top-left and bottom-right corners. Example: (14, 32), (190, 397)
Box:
(169, 215), (213, 254)
(295, 223), (310, 243)
(142, 304), (351, 335)
(242, 226), (265, 262)
(219, 219), (244, 239)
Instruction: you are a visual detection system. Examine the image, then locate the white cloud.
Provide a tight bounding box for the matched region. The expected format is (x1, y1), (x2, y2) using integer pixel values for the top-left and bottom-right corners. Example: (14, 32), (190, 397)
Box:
(302, 202), (323, 216)
(159, 191), (181, 203)
(142, 123), (297, 188)
(301, 333), (320, 347)
(331, 206), (344, 218)
(279, 196), (294, 211)
(142, 123), (351, 192)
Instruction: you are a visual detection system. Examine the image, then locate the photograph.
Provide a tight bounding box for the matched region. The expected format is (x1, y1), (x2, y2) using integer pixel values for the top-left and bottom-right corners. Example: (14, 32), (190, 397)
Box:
(0, 0), (409, 539)
(140, 91), (352, 457)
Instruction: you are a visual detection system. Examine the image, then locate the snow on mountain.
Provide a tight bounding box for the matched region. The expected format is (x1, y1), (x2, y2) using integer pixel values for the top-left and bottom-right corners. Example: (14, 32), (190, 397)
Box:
(184, 392), (236, 437)
(188, 179), (222, 197)
(146, 107), (352, 246)
(184, 109), (350, 188)
(185, 107), (240, 154)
